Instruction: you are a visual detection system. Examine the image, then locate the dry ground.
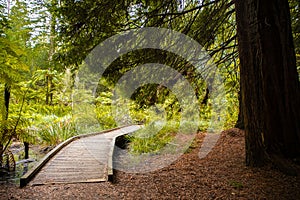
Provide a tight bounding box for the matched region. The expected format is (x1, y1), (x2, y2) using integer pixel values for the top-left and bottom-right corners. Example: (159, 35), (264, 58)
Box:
(1, 128), (300, 199)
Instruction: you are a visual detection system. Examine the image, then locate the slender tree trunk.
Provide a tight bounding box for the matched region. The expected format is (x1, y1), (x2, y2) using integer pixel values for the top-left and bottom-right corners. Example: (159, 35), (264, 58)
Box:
(45, 73), (52, 105)
(4, 83), (10, 120)
(235, 91), (244, 129)
(235, 0), (300, 168)
(1, 84), (11, 165)
(24, 142), (29, 159)
(201, 87), (209, 105)
(7, 0), (10, 16)
(0, 144), (3, 167)
(46, 0), (57, 106)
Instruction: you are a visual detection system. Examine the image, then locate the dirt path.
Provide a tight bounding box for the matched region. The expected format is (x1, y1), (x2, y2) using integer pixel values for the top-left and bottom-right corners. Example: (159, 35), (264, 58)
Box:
(1, 128), (300, 199)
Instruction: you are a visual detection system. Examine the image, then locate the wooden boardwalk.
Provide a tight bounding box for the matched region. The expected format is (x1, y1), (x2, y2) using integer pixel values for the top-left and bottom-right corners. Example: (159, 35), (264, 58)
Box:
(20, 125), (141, 187)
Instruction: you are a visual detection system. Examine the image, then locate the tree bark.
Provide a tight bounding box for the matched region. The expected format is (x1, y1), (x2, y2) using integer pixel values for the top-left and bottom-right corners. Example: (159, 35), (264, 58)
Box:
(235, 0), (300, 168)
(24, 142), (29, 159)
(0, 144), (3, 167)
(235, 91), (244, 129)
(1, 84), (10, 165)
(4, 83), (10, 120)
(235, 0), (266, 166)
(257, 0), (300, 158)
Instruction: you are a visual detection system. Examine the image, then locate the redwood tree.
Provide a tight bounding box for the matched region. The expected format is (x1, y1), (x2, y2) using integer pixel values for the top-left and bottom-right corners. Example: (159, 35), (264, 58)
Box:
(235, 0), (300, 171)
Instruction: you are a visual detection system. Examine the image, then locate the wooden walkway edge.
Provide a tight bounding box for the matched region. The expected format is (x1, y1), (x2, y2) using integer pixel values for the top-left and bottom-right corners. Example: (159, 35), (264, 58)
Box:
(20, 125), (141, 187)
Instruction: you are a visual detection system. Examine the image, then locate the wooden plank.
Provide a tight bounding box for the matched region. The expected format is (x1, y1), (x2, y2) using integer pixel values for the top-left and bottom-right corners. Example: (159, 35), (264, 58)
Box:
(107, 125), (141, 178)
(20, 126), (130, 187)
(21, 125), (141, 187)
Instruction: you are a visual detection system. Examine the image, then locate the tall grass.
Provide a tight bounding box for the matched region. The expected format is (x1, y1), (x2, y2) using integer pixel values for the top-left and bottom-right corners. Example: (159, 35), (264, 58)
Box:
(126, 121), (199, 154)
(35, 115), (77, 145)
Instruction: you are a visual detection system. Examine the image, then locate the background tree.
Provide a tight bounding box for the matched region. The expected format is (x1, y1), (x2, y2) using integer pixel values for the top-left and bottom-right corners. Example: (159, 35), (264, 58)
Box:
(0, 0), (29, 160)
(0, 0), (65, 161)
(290, 0), (300, 77)
(56, 0), (239, 127)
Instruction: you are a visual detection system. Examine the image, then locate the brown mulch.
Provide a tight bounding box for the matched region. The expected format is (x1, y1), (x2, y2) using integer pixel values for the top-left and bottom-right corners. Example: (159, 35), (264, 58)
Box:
(1, 128), (300, 200)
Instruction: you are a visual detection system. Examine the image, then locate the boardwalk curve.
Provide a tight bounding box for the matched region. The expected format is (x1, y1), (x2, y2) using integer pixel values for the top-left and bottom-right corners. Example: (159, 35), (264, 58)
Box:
(20, 125), (141, 187)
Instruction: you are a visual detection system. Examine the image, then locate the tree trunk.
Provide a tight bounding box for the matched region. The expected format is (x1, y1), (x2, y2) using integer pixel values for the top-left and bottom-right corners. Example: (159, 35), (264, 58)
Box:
(0, 144), (3, 167)
(257, 0), (300, 158)
(4, 83), (10, 120)
(235, 91), (244, 129)
(235, 0), (300, 168)
(45, 73), (53, 105)
(235, 0), (266, 166)
(24, 142), (29, 159)
(46, 0), (57, 106)
(1, 84), (11, 166)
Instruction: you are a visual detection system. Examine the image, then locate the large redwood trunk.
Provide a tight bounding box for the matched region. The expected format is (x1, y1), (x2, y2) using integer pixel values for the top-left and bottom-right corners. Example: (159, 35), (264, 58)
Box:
(235, 0), (266, 166)
(257, 0), (300, 158)
(235, 0), (300, 167)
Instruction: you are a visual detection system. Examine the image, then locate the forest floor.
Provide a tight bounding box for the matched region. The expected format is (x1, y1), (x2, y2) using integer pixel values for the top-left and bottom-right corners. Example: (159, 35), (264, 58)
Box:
(1, 128), (300, 199)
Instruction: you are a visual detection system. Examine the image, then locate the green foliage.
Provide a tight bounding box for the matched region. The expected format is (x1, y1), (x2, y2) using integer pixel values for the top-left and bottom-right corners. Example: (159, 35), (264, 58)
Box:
(126, 120), (202, 154)
(0, 37), (28, 84)
(0, 85), (33, 146)
(0, 2), (8, 36)
(95, 91), (117, 129)
(0, 0), (77, 151)
(290, 0), (300, 78)
(55, 0), (130, 66)
(229, 180), (244, 190)
(3, 0), (292, 153)
(55, 0), (239, 137)
(6, 0), (32, 47)
(126, 122), (178, 154)
(224, 91), (239, 128)
(33, 114), (77, 145)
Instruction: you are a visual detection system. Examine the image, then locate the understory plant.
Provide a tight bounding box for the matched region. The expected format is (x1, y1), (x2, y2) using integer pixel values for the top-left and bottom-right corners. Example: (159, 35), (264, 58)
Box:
(33, 114), (77, 145)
